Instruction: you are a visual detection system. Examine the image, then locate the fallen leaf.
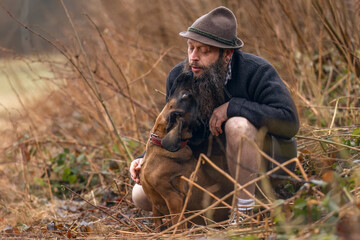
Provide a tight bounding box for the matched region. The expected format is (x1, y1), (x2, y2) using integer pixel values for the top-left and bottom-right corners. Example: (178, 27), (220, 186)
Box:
(56, 223), (64, 230)
(13, 226), (20, 234)
(2, 225), (14, 233)
(80, 225), (91, 233)
(321, 170), (334, 183)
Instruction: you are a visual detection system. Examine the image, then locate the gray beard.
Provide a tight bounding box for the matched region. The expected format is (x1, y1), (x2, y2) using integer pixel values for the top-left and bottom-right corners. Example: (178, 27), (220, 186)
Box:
(183, 57), (228, 123)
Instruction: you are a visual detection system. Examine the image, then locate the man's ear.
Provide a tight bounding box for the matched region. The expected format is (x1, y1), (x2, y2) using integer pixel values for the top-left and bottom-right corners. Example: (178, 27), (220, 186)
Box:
(224, 49), (234, 62)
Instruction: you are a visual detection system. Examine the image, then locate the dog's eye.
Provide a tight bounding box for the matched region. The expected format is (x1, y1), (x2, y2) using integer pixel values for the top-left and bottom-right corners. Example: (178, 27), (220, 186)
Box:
(181, 92), (193, 99)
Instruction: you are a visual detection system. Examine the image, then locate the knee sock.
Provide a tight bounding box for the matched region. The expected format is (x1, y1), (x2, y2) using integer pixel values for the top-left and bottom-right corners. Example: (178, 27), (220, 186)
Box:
(236, 197), (255, 212)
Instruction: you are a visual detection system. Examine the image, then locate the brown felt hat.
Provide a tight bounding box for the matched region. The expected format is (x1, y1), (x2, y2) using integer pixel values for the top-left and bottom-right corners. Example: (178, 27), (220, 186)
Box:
(179, 6), (243, 49)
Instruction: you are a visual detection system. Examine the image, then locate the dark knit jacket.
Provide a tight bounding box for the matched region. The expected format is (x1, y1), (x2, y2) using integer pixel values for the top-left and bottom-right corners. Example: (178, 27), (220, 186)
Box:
(165, 50), (299, 164)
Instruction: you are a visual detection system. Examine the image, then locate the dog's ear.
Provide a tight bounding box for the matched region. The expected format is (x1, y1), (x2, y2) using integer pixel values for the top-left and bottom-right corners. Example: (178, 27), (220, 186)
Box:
(161, 117), (183, 152)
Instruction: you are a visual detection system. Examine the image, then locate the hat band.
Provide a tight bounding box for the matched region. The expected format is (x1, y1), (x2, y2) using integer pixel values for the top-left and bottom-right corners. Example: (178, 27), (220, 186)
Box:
(188, 27), (238, 47)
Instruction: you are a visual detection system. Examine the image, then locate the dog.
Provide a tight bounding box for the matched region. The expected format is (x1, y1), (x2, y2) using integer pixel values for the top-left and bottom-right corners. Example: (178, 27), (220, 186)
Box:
(139, 72), (232, 231)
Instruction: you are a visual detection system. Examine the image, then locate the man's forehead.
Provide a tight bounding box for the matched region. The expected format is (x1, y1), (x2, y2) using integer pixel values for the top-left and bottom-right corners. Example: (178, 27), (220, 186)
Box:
(187, 39), (212, 48)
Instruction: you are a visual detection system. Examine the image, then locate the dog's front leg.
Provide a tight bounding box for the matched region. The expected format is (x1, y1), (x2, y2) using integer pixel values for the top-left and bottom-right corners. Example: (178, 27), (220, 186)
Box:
(164, 192), (186, 231)
(152, 205), (164, 232)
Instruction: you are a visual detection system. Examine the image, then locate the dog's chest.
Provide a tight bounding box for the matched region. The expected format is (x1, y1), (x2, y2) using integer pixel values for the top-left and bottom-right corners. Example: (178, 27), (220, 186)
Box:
(142, 151), (194, 178)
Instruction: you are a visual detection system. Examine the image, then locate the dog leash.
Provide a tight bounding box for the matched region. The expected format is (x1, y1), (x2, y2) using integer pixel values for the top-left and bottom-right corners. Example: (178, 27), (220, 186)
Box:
(149, 132), (188, 149)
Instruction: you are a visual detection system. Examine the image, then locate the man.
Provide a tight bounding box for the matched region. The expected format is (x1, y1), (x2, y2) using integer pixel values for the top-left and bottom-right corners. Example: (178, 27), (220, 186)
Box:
(130, 6), (299, 221)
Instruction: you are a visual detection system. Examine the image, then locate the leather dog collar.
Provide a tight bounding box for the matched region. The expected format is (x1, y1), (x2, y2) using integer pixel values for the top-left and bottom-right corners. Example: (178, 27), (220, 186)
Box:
(149, 132), (188, 149)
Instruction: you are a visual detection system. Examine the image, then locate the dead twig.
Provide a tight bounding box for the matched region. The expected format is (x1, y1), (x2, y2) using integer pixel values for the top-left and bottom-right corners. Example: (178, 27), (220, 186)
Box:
(58, 0), (134, 162)
(84, 14), (142, 142)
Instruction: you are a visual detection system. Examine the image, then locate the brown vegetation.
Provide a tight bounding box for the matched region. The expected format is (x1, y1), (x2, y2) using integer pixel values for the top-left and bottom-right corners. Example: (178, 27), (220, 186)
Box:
(0, 0), (359, 239)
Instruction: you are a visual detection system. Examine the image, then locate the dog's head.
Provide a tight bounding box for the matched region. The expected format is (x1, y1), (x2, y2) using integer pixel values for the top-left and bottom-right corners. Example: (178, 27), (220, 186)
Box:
(159, 72), (198, 152)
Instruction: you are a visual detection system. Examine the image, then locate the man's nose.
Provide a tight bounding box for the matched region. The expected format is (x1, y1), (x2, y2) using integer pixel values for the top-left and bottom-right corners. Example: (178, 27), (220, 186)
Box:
(189, 49), (199, 62)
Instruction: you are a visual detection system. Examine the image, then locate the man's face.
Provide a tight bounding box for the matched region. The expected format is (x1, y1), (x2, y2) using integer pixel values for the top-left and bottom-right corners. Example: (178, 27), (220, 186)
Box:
(187, 39), (221, 77)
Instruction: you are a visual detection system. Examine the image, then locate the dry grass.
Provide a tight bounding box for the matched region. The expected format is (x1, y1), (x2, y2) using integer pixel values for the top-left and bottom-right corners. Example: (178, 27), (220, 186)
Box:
(0, 0), (359, 239)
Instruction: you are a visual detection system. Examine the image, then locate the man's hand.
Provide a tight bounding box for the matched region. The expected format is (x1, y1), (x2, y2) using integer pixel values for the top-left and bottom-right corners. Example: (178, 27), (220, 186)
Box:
(130, 158), (143, 184)
(209, 102), (229, 136)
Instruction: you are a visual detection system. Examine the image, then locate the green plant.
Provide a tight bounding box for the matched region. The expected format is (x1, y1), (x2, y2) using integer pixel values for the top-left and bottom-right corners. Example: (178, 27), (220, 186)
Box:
(48, 148), (99, 198)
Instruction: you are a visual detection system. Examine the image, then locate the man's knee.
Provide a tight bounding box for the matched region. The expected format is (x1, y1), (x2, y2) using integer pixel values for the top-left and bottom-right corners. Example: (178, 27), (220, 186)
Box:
(225, 117), (257, 140)
(225, 117), (261, 183)
(132, 184), (152, 211)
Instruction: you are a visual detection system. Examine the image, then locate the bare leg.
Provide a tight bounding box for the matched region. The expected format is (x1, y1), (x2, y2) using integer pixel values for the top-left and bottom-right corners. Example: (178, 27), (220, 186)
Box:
(132, 184), (152, 211)
(225, 117), (261, 199)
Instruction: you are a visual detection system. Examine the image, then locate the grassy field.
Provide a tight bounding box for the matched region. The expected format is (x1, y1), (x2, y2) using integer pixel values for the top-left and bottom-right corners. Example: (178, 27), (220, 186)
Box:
(0, 0), (359, 239)
(0, 56), (61, 129)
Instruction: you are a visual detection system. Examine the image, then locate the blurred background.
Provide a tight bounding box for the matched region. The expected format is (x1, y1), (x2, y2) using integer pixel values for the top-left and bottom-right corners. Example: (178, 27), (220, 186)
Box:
(0, 0), (359, 238)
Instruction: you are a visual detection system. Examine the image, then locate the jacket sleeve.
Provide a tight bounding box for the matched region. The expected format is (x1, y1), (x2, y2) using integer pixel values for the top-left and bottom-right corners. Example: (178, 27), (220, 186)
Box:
(135, 152), (145, 160)
(227, 64), (299, 138)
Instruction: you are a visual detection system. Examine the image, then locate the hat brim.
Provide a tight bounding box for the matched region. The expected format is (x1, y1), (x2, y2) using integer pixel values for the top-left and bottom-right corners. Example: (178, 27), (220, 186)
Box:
(179, 31), (243, 49)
